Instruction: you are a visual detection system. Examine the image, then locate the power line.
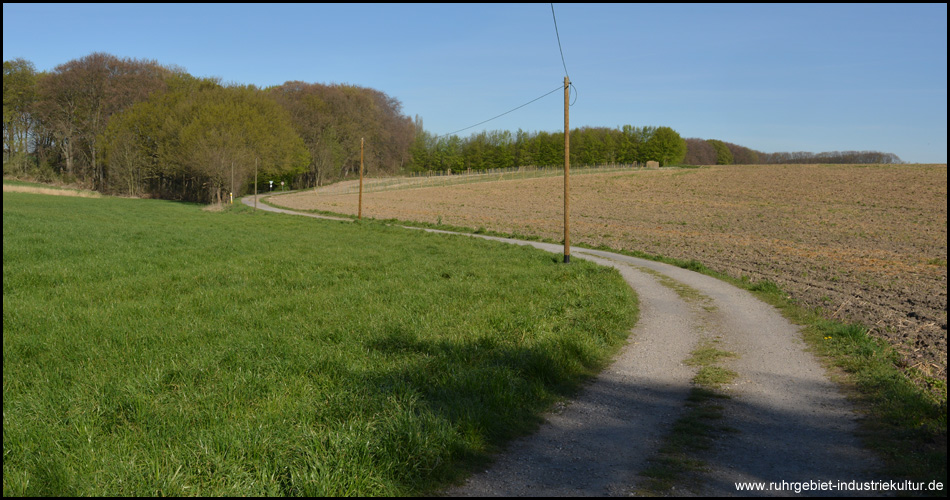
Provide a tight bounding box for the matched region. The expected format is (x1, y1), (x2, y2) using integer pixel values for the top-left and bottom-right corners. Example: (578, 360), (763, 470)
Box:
(438, 85), (564, 139)
(434, 5), (575, 140)
(551, 3), (570, 80)
(551, 3), (576, 106)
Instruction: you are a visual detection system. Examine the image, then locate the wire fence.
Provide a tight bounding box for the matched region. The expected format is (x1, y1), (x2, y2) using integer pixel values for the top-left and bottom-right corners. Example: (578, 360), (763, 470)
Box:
(318, 162), (660, 195)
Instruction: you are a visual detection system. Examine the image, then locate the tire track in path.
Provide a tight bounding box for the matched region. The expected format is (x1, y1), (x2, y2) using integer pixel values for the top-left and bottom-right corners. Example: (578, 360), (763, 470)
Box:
(442, 241), (882, 497)
(242, 196), (883, 496)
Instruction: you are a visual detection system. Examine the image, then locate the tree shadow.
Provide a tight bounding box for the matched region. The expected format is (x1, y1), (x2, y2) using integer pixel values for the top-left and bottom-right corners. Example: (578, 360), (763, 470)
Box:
(363, 331), (934, 496)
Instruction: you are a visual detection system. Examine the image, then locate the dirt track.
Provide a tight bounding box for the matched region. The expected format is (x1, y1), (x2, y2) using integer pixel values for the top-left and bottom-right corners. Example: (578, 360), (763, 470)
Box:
(274, 164), (948, 381)
(244, 195), (886, 496)
(443, 241), (883, 496)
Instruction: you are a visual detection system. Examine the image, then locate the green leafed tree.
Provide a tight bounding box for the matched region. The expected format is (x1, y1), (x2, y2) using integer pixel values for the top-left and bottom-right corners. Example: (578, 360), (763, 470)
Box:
(406, 115), (432, 173)
(513, 128), (536, 167)
(101, 76), (308, 202)
(267, 81), (414, 186)
(434, 135), (464, 172)
(617, 124), (643, 163)
(100, 108), (152, 197)
(3, 58), (39, 175)
(641, 126), (686, 166)
(706, 139), (734, 165)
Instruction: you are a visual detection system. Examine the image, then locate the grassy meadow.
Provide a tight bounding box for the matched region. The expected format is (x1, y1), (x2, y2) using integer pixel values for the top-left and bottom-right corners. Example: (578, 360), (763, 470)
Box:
(2, 190), (638, 496)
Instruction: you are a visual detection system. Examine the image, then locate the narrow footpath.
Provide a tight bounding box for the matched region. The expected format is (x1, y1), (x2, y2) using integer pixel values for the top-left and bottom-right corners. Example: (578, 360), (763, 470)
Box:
(243, 195), (884, 496)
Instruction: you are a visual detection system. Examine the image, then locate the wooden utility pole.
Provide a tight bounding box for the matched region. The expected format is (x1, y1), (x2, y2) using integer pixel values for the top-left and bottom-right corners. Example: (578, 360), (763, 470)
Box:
(563, 76), (571, 264)
(358, 137), (364, 220)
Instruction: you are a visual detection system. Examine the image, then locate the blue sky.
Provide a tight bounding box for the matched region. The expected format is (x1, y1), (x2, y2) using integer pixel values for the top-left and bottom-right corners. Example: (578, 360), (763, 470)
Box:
(4, 3), (947, 163)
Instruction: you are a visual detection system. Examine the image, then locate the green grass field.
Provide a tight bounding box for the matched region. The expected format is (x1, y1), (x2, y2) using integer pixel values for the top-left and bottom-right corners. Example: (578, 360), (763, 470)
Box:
(2, 191), (638, 496)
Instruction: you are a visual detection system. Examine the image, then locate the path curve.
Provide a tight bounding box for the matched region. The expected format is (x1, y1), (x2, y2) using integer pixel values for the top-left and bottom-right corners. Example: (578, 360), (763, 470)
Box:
(242, 195), (883, 496)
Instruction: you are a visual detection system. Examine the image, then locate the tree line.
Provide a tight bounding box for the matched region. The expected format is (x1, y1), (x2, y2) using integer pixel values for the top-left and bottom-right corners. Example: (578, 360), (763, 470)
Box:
(683, 138), (901, 166)
(4, 53), (902, 203)
(3, 54), (414, 203)
(404, 125), (901, 173)
(405, 123), (688, 172)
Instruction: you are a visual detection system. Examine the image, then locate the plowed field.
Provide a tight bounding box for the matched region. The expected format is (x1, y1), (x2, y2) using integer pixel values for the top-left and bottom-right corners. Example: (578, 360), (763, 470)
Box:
(274, 164), (948, 380)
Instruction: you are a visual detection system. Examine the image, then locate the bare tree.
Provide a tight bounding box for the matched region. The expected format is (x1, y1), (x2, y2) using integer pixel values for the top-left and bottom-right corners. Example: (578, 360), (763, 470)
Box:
(35, 53), (169, 187)
(684, 138), (716, 165)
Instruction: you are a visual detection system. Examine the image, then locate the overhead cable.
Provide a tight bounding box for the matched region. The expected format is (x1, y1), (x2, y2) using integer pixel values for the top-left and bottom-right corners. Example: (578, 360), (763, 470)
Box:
(436, 5), (575, 139)
(551, 3), (576, 106)
(551, 3), (570, 80)
(438, 85), (564, 139)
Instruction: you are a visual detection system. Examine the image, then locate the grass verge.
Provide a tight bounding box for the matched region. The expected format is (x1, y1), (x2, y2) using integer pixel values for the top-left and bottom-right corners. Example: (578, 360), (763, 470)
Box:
(747, 289), (947, 491)
(3, 191), (638, 496)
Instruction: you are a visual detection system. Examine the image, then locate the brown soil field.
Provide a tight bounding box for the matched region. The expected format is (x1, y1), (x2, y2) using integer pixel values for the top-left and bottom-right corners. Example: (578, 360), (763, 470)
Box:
(274, 164), (948, 380)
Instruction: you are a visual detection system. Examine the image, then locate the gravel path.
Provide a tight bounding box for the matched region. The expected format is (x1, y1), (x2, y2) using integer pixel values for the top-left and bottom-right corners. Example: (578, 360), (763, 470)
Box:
(243, 196), (885, 496)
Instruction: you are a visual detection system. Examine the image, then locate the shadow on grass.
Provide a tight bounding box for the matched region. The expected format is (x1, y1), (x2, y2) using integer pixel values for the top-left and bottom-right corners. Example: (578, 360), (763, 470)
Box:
(358, 331), (947, 496)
